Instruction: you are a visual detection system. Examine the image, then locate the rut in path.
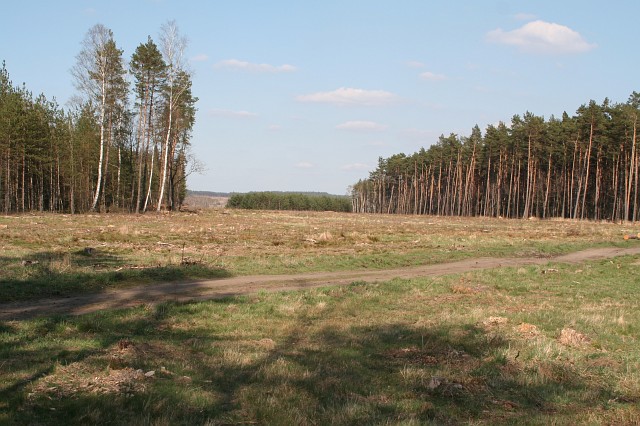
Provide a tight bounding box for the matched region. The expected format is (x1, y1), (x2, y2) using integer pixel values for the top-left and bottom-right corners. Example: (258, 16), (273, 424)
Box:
(1, 246), (639, 321)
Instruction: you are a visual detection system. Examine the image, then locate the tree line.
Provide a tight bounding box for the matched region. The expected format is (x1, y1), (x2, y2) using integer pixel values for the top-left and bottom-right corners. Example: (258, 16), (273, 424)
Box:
(351, 95), (640, 221)
(228, 192), (352, 212)
(0, 21), (197, 214)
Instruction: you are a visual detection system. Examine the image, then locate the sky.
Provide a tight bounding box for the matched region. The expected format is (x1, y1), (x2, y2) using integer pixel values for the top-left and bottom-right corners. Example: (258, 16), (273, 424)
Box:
(1, 1), (638, 195)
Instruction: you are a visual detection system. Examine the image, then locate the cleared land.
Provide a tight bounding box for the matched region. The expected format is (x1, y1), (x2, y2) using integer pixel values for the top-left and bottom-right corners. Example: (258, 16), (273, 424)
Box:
(0, 209), (635, 302)
(1, 210), (640, 424)
(1, 246), (639, 320)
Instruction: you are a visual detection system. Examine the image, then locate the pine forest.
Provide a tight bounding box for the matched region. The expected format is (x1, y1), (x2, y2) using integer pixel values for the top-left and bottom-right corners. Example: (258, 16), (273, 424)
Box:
(0, 22), (197, 214)
(3, 22), (639, 223)
(351, 95), (640, 222)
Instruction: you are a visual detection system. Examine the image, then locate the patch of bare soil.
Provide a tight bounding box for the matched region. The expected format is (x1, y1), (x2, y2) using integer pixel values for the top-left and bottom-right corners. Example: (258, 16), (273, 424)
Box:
(1, 246), (640, 321)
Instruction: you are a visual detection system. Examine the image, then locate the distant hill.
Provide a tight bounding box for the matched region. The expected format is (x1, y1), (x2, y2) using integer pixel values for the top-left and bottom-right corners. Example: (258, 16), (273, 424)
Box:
(183, 191), (230, 209)
(188, 190), (232, 198)
(184, 190), (349, 210)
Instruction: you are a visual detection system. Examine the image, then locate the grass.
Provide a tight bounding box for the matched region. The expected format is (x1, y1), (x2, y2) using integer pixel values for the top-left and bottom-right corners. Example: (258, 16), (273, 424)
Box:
(1, 210), (639, 424)
(0, 210), (631, 302)
(1, 251), (640, 424)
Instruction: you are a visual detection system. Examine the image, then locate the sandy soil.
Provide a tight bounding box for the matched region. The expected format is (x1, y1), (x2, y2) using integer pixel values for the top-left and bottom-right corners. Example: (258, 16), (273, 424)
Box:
(1, 246), (639, 321)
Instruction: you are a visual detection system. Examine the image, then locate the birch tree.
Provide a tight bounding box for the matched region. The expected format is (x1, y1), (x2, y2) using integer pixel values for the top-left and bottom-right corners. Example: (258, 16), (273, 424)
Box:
(71, 24), (127, 212)
(157, 20), (188, 211)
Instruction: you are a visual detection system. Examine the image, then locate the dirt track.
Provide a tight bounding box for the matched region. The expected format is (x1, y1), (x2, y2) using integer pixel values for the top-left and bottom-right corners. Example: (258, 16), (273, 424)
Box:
(1, 246), (639, 321)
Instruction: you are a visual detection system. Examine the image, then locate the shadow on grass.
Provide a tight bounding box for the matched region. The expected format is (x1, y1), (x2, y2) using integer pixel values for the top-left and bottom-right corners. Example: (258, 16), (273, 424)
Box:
(0, 251), (231, 303)
(2, 291), (635, 425)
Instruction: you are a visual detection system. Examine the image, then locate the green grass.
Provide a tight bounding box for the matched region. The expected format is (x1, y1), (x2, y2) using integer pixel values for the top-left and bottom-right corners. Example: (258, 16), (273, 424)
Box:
(0, 250), (230, 303)
(0, 211), (631, 302)
(1, 255), (639, 424)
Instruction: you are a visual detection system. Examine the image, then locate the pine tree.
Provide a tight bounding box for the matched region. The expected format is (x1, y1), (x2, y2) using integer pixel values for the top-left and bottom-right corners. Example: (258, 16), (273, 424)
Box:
(130, 36), (166, 213)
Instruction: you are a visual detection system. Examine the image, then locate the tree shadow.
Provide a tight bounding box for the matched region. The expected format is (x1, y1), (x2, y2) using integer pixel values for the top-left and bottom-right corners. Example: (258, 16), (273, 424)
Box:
(1, 291), (636, 425)
(0, 250), (231, 304)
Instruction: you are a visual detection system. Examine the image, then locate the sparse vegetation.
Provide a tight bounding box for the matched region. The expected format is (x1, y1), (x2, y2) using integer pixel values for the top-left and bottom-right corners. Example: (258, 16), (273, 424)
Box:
(1, 250), (639, 424)
(0, 210), (630, 302)
(0, 210), (633, 303)
(1, 210), (639, 424)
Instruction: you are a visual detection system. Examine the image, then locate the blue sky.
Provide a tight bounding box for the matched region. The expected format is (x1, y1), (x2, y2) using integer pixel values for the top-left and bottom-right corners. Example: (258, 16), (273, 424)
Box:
(1, 1), (638, 195)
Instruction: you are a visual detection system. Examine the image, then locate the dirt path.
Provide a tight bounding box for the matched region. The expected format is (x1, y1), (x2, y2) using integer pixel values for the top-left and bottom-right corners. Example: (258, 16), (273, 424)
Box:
(2, 246), (639, 321)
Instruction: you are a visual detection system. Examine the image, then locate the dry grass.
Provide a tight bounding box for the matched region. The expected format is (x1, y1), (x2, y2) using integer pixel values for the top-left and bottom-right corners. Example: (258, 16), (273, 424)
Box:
(0, 209), (630, 278)
(1, 210), (640, 424)
(558, 327), (591, 347)
(2, 256), (640, 424)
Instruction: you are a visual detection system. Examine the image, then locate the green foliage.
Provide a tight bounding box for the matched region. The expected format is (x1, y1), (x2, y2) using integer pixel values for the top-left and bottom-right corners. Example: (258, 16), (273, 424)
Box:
(129, 36), (166, 99)
(353, 95), (640, 221)
(0, 23), (197, 214)
(227, 192), (352, 212)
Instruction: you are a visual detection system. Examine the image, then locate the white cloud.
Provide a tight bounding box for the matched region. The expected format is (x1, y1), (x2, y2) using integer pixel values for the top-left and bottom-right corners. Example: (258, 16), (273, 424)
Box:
(190, 54), (209, 62)
(341, 163), (370, 171)
(268, 124), (282, 131)
(336, 121), (388, 132)
(420, 71), (447, 81)
(209, 108), (258, 119)
(214, 59), (297, 73)
(487, 20), (596, 54)
(297, 87), (397, 106)
(295, 162), (314, 169)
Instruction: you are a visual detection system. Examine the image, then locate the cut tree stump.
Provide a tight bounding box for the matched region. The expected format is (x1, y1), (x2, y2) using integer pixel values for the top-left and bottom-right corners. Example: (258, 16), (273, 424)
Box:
(623, 233), (640, 240)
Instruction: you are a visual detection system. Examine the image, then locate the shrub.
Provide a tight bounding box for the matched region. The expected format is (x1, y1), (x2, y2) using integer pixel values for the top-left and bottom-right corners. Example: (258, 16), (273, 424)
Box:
(227, 192), (352, 212)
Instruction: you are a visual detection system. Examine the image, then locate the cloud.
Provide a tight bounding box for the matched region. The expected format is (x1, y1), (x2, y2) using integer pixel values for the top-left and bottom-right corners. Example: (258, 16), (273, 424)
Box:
(420, 71), (447, 81)
(190, 54), (209, 62)
(268, 124), (282, 131)
(214, 59), (297, 73)
(341, 163), (370, 171)
(295, 162), (314, 169)
(409, 62), (447, 80)
(297, 87), (397, 106)
(336, 121), (388, 132)
(487, 20), (596, 54)
(208, 109), (257, 119)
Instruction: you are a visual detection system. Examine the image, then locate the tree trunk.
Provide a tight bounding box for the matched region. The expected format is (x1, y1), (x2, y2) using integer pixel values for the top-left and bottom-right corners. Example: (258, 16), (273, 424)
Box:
(157, 97), (172, 211)
(90, 79), (107, 212)
(626, 113), (637, 221)
(580, 119), (595, 219)
(143, 144), (155, 212)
